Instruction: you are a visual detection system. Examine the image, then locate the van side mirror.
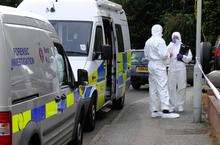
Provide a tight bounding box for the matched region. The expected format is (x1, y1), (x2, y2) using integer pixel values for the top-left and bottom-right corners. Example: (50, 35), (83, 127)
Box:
(77, 69), (88, 85)
(101, 44), (112, 60)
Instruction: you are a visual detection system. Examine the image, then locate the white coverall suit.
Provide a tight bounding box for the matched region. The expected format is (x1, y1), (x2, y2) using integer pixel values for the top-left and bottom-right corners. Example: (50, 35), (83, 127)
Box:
(168, 32), (192, 112)
(144, 25), (171, 114)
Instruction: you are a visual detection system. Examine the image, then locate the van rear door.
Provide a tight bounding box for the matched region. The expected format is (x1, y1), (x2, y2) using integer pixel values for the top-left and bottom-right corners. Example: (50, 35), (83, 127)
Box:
(114, 24), (126, 98)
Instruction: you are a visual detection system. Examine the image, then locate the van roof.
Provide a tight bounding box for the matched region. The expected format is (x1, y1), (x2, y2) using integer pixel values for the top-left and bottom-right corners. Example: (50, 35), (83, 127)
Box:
(0, 6), (57, 34)
(0, 5), (49, 23)
(18, 0), (125, 21)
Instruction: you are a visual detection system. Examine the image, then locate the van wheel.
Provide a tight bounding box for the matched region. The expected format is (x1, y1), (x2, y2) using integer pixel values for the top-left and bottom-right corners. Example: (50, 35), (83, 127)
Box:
(72, 117), (83, 145)
(28, 134), (40, 145)
(131, 82), (141, 90)
(113, 94), (125, 110)
(84, 100), (96, 132)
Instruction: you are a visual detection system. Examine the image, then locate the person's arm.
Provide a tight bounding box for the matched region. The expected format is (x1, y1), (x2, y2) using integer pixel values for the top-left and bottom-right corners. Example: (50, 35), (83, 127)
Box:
(158, 39), (169, 59)
(144, 41), (149, 60)
(167, 42), (173, 57)
(165, 42), (173, 64)
(182, 49), (192, 63)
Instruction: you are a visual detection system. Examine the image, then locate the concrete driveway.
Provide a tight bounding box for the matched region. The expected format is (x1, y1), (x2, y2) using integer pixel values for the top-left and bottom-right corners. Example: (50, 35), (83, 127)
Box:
(83, 86), (212, 145)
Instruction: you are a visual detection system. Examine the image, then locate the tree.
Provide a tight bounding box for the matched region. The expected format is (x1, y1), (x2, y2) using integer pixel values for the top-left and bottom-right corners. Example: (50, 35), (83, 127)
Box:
(0, 0), (22, 7)
(0, 0), (218, 47)
(162, 13), (196, 53)
(202, 0), (220, 45)
(111, 0), (196, 50)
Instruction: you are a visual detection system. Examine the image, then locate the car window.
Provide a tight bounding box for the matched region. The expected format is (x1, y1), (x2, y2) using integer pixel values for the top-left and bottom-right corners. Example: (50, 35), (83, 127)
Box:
(132, 51), (144, 61)
(7, 25), (58, 102)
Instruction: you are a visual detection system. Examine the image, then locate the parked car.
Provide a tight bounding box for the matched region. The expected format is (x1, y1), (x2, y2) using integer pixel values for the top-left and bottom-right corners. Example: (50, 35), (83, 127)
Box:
(130, 49), (149, 89)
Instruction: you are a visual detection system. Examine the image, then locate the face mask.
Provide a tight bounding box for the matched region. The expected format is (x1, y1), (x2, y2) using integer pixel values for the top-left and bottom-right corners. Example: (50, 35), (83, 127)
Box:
(172, 36), (179, 43)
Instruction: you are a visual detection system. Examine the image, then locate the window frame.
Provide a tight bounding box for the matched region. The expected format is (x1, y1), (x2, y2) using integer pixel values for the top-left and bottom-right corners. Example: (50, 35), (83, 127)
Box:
(50, 20), (93, 56)
(53, 43), (75, 87)
(93, 25), (104, 54)
(115, 24), (125, 53)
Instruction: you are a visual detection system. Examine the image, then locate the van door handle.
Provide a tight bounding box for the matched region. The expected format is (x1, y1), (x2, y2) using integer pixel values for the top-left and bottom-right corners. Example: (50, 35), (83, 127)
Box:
(61, 94), (67, 100)
(55, 96), (61, 103)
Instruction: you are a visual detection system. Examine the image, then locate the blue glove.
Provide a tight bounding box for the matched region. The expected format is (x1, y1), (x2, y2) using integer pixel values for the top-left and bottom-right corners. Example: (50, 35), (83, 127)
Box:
(177, 53), (183, 61)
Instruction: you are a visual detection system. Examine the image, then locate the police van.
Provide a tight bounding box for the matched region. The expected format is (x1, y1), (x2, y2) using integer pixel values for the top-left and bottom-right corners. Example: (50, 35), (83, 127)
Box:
(19, 0), (132, 131)
(0, 6), (88, 145)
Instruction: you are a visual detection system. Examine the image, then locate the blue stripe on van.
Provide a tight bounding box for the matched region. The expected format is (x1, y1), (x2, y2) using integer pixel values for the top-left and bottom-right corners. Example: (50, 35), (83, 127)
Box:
(97, 63), (105, 82)
(118, 75), (124, 86)
(84, 86), (92, 98)
(32, 105), (45, 122)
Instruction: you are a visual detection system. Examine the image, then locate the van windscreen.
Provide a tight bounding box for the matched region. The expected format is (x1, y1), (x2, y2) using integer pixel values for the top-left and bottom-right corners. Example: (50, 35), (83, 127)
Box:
(50, 21), (92, 56)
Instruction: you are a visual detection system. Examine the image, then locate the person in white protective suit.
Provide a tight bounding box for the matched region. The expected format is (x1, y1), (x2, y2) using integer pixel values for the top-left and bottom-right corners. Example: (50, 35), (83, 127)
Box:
(168, 32), (192, 112)
(144, 24), (180, 118)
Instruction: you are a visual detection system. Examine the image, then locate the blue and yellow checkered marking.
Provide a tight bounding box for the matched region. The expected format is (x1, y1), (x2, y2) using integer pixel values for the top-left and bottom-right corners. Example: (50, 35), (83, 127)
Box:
(97, 63), (106, 82)
(12, 91), (76, 134)
(84, 86), (92, 98)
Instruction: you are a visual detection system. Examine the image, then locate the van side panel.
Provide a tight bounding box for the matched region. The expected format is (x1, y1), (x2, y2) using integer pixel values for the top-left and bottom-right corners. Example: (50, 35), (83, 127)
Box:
(4, 24), (56, 102)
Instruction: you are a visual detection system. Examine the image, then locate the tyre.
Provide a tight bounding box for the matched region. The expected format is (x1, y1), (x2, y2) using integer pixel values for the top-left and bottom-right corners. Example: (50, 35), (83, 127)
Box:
(113, 94), (125, 110)
(84, 100), (96, 132)
(131, 82), (141, 89)
(28, 134), (40, 145)
(72, 117), (83, 145)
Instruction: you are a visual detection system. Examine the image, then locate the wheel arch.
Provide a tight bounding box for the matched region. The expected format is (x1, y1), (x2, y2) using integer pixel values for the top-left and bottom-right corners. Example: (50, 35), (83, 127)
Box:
(19, 121), (41, 145)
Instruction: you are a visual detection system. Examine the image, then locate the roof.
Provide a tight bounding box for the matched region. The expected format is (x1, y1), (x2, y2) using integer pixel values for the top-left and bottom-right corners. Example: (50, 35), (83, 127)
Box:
(19, 0), (98, 21)
(18, 0), (124, 21)
(0, 6), (56, 35)
(0, 5), (49, 23)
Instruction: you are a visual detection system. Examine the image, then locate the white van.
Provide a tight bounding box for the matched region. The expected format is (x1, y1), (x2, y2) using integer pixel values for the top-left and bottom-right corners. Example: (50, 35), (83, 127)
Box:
(0, 6), (87, 145)
(19, 0), (132, 131)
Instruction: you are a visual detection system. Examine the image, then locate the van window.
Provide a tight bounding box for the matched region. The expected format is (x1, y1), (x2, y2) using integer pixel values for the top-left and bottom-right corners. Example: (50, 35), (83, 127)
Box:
(54, 43), (74, 86)
(115, 24), (125, 52)
(94, 26), (103, 54)
(50, 21), (92, 56)
(9, 41), (57, 101)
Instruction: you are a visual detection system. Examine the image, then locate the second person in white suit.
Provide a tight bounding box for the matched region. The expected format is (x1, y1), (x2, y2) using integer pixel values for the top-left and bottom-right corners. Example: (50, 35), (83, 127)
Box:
(168, 32), (192, 112)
